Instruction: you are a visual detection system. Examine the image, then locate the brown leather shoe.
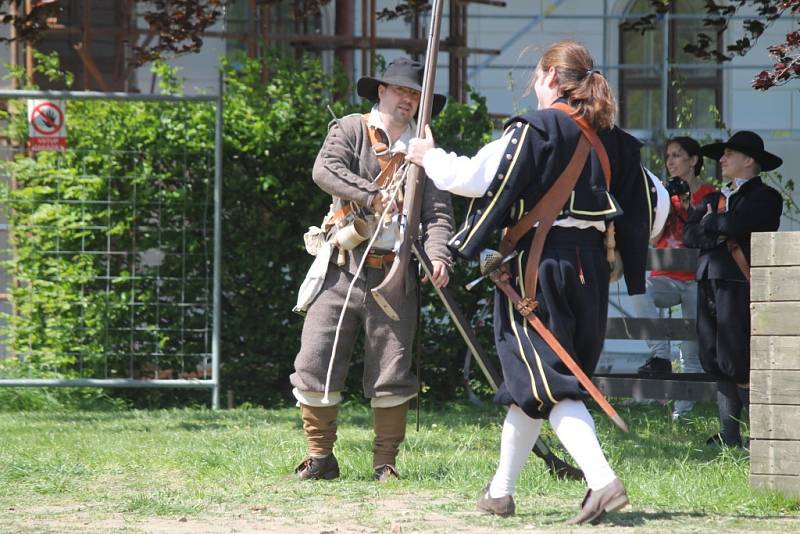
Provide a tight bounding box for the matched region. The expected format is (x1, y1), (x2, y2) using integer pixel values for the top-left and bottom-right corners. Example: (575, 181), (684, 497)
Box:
(373, 463), (400, 482)
(476, 485), (515, 517)
(566, 478), (629, 525)
(294, 454), (340, 480)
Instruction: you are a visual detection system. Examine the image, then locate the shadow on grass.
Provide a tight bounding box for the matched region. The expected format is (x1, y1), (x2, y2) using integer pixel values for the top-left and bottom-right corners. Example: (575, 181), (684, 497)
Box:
(607, 509), (797, 526)
(606, 510), (708, 526)
(504, 509), (710, 527)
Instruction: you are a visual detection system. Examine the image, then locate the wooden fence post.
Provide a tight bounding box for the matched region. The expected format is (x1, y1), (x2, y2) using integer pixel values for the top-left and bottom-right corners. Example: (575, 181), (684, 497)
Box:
(750, 231), (800, 496)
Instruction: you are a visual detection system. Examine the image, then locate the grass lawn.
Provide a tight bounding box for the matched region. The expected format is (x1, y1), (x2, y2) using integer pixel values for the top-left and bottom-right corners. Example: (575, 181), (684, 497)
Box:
(0, 400), (798, 533)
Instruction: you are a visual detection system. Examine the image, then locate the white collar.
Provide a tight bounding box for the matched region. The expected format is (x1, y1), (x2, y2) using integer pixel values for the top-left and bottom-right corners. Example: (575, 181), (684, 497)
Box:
(722, 177), (754, 201)
(367, 105), (415, 153)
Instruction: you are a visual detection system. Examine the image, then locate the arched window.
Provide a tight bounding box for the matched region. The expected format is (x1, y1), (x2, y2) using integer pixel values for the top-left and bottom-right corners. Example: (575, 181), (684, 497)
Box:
(619, 0), (722, 130)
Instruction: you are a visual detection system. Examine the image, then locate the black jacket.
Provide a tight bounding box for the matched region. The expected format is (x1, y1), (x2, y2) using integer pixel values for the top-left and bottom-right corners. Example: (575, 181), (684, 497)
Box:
(684, 176), (782, 281)
(447, 103), (650, 294)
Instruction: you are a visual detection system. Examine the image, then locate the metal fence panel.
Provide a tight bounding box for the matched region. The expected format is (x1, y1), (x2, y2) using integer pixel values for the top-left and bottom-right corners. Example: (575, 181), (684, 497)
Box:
(0, 82), (222, 408)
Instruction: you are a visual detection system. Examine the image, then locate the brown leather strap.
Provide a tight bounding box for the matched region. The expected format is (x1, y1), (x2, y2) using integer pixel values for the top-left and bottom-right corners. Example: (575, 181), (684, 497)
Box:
(489, 270), (629, 432)
(365, 252), (396, 269)
(364, 113), (389, 161)
(716, 194), (751, 281)
(374, 152), (405, 188)
(727, 241), (751, 282)
(498, 135), (592, 300)
(550, 102), (611, 188)
(499, 105), (612, 300)
(498, 136), (592, 257)
(329, 203), (354, 227)
(363, 114), (406, 188)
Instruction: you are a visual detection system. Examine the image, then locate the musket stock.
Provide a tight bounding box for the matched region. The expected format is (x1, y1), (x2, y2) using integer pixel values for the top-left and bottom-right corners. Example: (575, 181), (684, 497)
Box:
(371, 0), (444, 320)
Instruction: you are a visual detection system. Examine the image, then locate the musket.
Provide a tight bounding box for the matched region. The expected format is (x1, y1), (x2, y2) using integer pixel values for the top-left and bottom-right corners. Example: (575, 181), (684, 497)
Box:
(371, 0), (444, 321)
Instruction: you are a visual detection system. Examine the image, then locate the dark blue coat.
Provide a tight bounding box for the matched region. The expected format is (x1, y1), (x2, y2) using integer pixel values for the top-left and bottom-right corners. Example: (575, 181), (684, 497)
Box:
(444, 102), (650, 417)
(684, 176), (783, 281)
(447, 102), (651, 295)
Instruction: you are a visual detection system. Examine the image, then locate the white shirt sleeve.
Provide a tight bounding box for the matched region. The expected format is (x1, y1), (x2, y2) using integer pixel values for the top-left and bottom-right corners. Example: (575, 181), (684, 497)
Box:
(421, 130), (514, 198)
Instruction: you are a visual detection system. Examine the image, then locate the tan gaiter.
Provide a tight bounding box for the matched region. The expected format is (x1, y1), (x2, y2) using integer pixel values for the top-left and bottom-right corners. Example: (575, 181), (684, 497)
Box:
(372, 402), (409, 468)
(300, 403), (338, 457)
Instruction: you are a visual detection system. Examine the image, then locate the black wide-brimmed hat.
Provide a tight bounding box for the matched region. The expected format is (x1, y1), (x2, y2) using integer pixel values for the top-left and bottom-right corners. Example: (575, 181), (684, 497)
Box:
(701, 130), (783, 172)
(356, 57), (447, 117)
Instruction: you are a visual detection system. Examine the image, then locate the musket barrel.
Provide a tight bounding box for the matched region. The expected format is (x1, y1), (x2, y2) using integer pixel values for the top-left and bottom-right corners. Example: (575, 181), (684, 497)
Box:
(371, 0), (444, 319)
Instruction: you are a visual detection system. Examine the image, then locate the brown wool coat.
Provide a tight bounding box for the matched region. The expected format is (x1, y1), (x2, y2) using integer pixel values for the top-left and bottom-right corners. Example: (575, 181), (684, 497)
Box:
(290, 113), (454, 401)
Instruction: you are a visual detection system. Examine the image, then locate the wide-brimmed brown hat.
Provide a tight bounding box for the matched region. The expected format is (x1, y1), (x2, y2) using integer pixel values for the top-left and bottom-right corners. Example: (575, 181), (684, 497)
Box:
(356, 57), (446, 117)
(701, 130), (783, 172)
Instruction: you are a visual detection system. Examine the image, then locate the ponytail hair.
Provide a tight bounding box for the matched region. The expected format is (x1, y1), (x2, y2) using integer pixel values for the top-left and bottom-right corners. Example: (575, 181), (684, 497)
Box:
(531, 40), (617, 130)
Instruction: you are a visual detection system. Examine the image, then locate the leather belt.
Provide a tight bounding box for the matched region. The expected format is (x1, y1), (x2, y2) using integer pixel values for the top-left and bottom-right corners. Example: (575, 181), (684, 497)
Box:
(366, 252), (395, 269)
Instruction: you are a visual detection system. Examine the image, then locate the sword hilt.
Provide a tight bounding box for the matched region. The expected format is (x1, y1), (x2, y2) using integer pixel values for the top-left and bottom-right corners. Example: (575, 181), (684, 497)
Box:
(464, 249), (518, 291)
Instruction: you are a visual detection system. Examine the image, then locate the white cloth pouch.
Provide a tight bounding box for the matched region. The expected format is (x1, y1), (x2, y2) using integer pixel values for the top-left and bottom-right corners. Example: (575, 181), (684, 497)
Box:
(293, 240), (333, 315)
(303, 225), (326, 256)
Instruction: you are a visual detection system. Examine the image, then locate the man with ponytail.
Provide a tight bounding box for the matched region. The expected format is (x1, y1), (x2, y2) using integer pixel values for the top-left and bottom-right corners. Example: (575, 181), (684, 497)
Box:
(407, 40), (652, 524)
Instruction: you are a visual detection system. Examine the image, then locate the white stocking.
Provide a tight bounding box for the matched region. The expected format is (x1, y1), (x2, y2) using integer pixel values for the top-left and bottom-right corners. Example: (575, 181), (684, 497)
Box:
(549, 398), (616, 491)
(488, 404), (543, 498)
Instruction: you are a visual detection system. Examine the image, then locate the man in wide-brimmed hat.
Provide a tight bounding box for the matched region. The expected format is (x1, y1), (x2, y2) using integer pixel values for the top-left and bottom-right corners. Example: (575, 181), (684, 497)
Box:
(290, 58), (453, 482)
(685, 130), (783, 449)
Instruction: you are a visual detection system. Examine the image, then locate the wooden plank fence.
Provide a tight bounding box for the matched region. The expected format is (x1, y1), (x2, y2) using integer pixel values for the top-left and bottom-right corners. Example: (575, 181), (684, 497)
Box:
(749, 232), (800, 497)
(587, 232), (800, 498)
(593, 247), (717, 401)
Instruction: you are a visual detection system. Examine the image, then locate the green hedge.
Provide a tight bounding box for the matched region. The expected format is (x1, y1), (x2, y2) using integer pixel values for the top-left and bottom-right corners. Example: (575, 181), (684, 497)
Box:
(0, 52), (496, 408)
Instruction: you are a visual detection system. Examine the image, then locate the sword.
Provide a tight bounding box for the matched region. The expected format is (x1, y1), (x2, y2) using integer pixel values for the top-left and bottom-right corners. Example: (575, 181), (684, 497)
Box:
(478, 248), (629, 433)
(412, 241), (584, 480)
(465, 250), (518, 291)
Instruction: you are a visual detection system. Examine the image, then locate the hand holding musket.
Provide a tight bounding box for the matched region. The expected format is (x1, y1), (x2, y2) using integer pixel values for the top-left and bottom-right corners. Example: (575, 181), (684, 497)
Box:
(371, 0), (444, 321)
(478, 249), (630, 433)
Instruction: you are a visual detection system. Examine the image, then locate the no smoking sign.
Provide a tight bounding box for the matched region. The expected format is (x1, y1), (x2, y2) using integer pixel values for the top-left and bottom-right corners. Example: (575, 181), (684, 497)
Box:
(27, 99), (67, 151)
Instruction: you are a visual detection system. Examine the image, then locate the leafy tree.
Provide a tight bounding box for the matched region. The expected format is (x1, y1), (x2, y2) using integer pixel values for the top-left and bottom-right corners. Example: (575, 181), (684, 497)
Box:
(0, 0), (224, 67)
(624, 0), (800, 90)
(377, 0), (431, 20)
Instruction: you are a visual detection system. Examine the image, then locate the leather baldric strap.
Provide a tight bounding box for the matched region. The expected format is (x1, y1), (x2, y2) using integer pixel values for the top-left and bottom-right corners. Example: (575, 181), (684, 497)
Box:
(498, 103), (610, 306)
(551, 103), (611, 188)
(328, 203), (354, 227)
(498, 136), (591, 300)
(716, 194), (751, 282)
(363, 114), (405, 188)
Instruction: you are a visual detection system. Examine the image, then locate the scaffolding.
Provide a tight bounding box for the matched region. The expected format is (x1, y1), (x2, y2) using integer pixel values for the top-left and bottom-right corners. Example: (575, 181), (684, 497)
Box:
(7, 0), (507, 104)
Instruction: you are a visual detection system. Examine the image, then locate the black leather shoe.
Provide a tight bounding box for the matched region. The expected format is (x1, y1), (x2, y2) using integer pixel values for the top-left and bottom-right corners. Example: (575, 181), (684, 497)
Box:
(476, 485), (515, 517)
(295, 454), (340, 480)
(705, 433), (743, 449)
(637, 357), (672, 375)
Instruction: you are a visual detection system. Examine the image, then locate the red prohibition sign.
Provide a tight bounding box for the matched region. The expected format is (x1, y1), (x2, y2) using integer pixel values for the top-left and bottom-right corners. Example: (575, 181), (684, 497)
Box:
(31, 102), (64, 136)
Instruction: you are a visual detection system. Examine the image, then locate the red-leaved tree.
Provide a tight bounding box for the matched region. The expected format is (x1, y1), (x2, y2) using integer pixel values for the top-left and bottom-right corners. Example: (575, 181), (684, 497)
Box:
(0, 0), (224, 67)
(625, 0), (800, 90)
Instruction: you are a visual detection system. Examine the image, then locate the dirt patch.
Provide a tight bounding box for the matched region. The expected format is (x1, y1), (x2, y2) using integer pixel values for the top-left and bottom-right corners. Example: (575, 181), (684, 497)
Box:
(5, 491), (800, 533)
